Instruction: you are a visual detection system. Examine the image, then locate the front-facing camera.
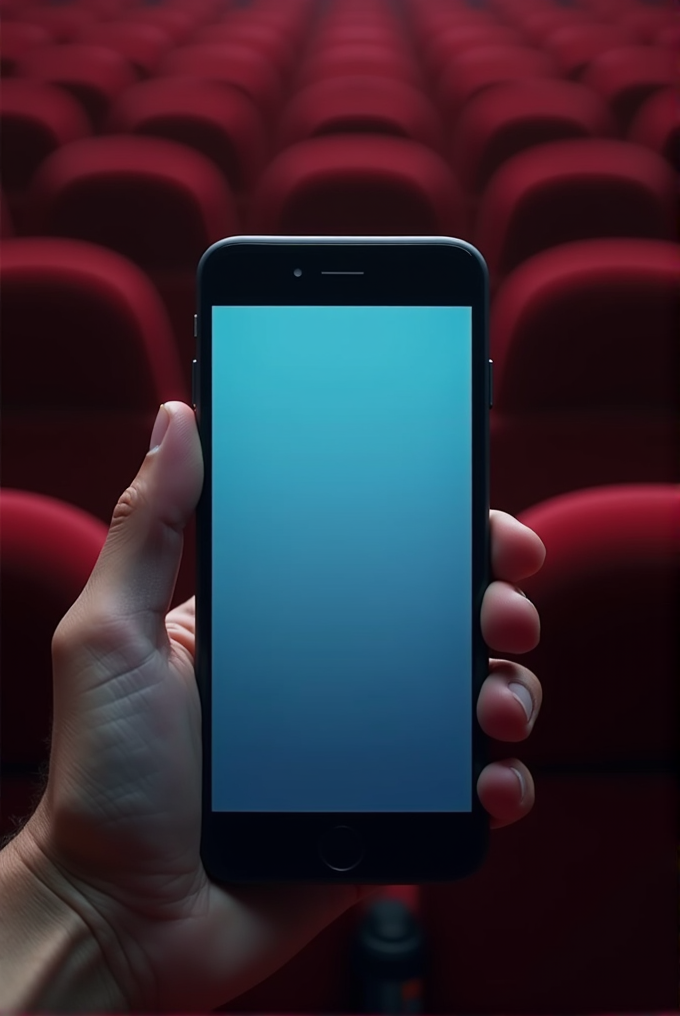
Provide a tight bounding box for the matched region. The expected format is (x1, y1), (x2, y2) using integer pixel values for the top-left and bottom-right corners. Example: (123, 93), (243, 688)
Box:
(293, 268), (302, 277)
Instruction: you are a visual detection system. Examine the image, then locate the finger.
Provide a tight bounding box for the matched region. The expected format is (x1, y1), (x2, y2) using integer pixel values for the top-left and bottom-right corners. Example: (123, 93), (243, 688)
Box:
(481, 580), (540, 654)
(490, 510), (546, 584)
(477, 759), (535, 830)
(68, 402), (203, 646)
(477, 660), (542, 741)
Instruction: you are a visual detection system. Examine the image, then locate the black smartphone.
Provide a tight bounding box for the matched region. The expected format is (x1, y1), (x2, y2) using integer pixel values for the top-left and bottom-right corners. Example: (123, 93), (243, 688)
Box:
(194, 236), (491, 884)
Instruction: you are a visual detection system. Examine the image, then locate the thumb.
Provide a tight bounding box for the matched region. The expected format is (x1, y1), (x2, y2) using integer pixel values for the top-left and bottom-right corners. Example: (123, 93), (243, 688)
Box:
(79, 401), (203, 640)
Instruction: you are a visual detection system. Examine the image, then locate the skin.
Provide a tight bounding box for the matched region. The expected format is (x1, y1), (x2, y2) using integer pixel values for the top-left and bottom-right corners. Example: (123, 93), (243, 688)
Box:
(7, 401), (545, 1012)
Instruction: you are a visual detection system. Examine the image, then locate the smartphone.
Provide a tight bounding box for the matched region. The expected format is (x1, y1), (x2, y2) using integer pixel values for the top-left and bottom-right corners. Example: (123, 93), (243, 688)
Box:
(194, 236), (491, 884)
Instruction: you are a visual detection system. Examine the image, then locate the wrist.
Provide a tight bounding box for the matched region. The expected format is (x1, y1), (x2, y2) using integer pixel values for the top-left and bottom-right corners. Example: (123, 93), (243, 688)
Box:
(0, 821), (129, 1014)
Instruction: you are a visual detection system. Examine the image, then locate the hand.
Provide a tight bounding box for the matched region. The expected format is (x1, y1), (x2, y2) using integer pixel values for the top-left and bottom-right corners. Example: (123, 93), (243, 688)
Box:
(10, 401), (544, 1012)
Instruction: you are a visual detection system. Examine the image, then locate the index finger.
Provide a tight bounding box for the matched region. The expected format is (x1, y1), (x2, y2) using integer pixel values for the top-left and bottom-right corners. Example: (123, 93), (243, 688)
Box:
(490, 510), (546, 584)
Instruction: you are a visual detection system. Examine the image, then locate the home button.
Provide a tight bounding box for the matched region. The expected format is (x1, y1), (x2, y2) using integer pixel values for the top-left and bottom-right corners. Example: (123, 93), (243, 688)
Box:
(318, 825), (364, 872)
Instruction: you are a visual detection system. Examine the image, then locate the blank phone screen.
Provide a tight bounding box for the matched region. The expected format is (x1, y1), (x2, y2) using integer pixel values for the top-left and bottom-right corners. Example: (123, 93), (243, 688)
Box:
(211, 305), (472, 813)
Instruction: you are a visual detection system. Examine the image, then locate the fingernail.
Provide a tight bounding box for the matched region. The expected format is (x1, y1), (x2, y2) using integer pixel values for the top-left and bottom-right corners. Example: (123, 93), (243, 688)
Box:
(149, 404), (170, 452)
(515, 586), (528, 598)
(509, 682), (534, 722)
(509, 766), (527, 803)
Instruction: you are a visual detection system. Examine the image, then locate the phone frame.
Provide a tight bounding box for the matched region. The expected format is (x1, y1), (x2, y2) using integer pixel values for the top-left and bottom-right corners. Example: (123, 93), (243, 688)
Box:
(195, 236), (490, 884)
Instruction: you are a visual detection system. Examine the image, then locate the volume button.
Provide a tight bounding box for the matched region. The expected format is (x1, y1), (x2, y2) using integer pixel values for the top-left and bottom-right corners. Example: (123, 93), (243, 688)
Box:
(191, 358), (197, 409)
(488, 358), (493, 409)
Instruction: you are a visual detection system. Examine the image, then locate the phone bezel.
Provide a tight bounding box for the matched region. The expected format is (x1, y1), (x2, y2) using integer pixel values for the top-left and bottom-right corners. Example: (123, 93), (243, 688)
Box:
(195, 236), (490, 883)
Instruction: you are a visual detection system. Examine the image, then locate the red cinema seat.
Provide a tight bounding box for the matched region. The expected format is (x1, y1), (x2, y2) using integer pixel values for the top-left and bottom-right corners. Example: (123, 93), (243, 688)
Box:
(17, 43), (137, 131)
(30, 135), (239, 366)
(424, 25), (526, 84)
(475, 139), (676, 284)
(75, 22), (173, 80)
(17, 5), (99, 44)
(629, 87), (679, 171)
(0, 80), (90, 233)
(158, 44), (283, 124)
(193, 23), (296, 80)
(0, 236), (187, 528)
(507, 483), (680, 767)
(422, 772), (677, 1012)
(0, 22), (51, 77)
(312, 25), (410, 58)
(295, 44), (423, 92)
(544, 23), (636, 80)
(621, 6), (677, 44)
(451, 79), (614, 195)
(582, 45), (676, 134)
(438, 45), (560, 125)
(107, 78), (267, 197)
(276, 76), (445, 153)
(247, 135), (466, 236)
(0, 490), (108, 773)
(520, 7), (597, 46)
(123, 8), (195, 45)
(488, 239), (680, 516)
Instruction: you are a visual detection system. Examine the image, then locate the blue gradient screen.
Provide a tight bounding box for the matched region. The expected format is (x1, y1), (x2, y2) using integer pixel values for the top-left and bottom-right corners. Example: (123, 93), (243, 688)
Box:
(211, 305), (472, 813)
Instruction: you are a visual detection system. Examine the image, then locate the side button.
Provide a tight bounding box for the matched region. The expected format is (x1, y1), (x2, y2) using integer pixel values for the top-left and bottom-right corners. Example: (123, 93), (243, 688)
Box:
(191, 358), (197, 409)
(193, 313), (198, 339)
(488, 358), (493, 409)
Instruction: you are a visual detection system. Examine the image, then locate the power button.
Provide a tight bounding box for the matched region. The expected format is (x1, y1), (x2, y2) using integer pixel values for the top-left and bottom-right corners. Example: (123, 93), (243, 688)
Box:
(488, 359), (493, 409)
(191, 358), (197, 409)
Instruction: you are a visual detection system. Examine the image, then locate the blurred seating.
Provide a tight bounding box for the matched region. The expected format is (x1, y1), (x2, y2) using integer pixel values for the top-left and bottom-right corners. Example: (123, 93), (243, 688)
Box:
(423, 25), (526, 85)
(488, 238), (680, 515)
(16, 5), (100, 44)
(29, 135), (239, 367)
(422, 771), (677, 1012)
(620, 5), (677, 44)
(438, 45), (560, 126)
(158, 43), (284, 125)
(106, 77), (268, 200)
(629, 87), (679, 171)
(475, 139), (676, 284)
(0, 22), (52, 78)
(295, 42), (424, 92)
(544, 23), (636, 80)
(75, 21), (173, 80)
(0, 188), (13, 238)
(450, 79), (614, 196)
(0, 80), (91, 233)
(582, 45), (676, 134)
(507, 483), (680, 767)
(16, 43), (137, 131)
(123, 7), (195, 45)
(247, 134), (466, 236)
(276, 76), (445, 153)
(192, 22), (297, 80)
(0, 490), (108, 773)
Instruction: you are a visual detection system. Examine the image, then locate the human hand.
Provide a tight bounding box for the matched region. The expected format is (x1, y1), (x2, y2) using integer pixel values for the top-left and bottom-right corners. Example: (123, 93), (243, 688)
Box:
(7, 401), (544, 1012)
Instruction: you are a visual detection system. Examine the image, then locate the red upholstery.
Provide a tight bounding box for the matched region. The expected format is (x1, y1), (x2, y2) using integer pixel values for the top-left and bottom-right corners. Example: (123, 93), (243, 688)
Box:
(107, 78), (267, 194)
(16, 5), (99, 44)
(0, 187), (13, 238)
(0, 237), (187, 520)
(582, 45), (677, 134)
(158, 43), (284, 123)
(422, 773), (678, 1012)
(438, 45), (560, 124)
(0, 80), (90, 234)
(17, 43), (137, 131)
(488, 239), (680, 514)
(75, 21), (173, 80)
(629, 87), (679, 170)
(515, 484), (679, 766)
(0, 490), (108, 765)
(247, 134), (466, 236)
(30, 135), (239, 364)
(122, 8), (195, 45)
(0, 22), (51, 77)
(276, 76), (445, 153)
(451, 79), (614, 194)
(520, 7), (598, 45)
(544, 23), (636, 80)
(192, 23), (296, 79)
(621, 6), (677, 45)
(295, 43), (423, 91)
(475, 139), (676, 283)
(424, 25), (525, 83)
